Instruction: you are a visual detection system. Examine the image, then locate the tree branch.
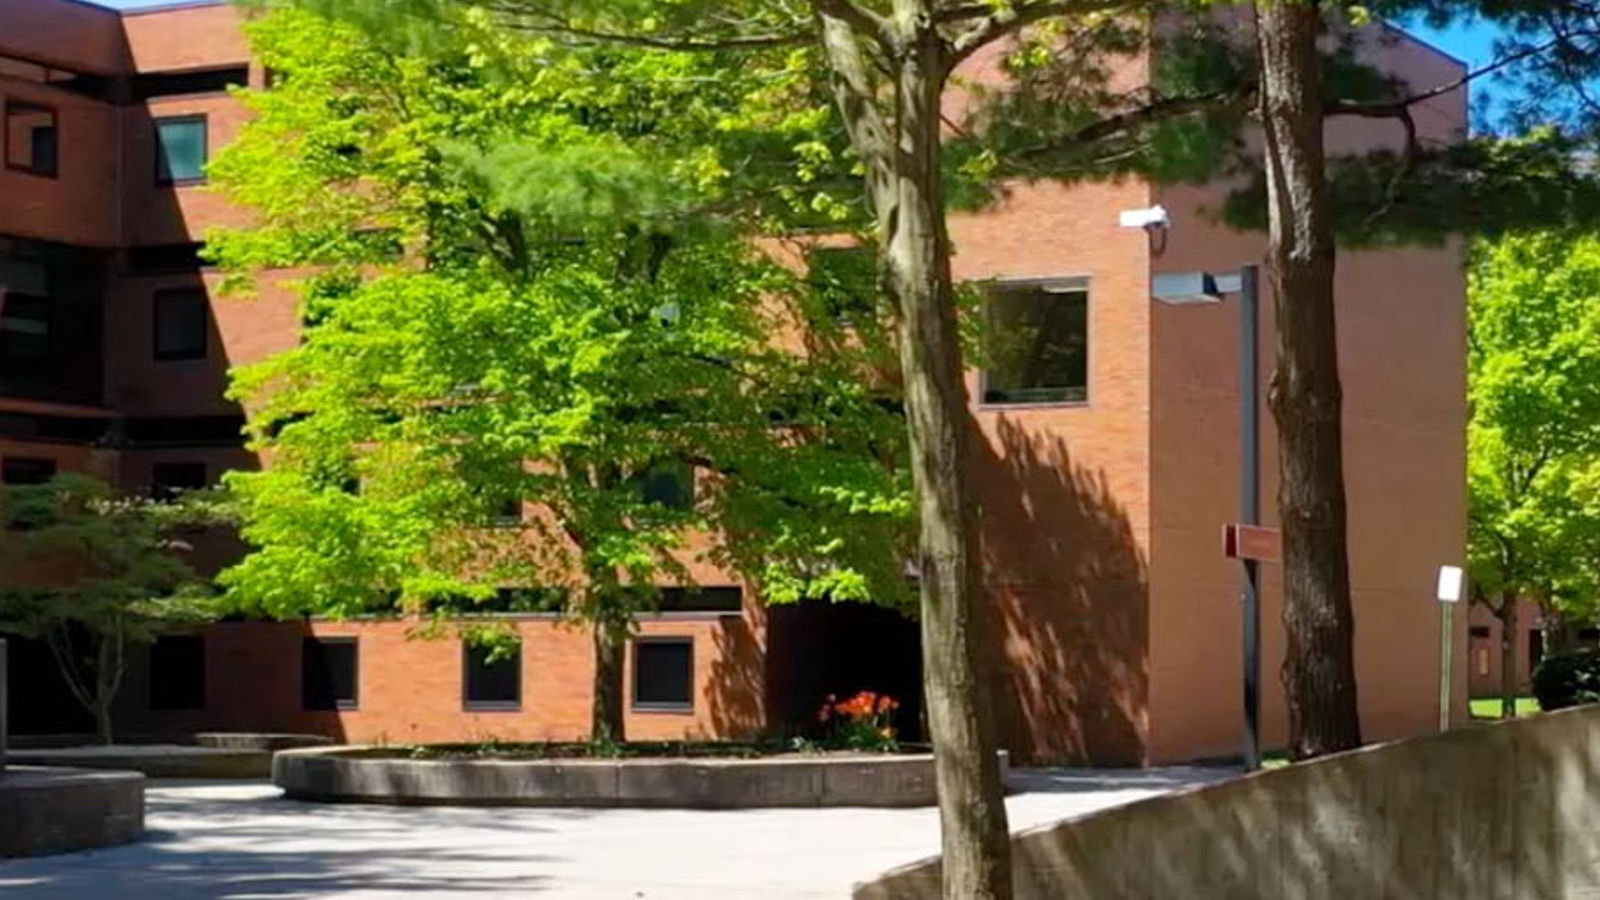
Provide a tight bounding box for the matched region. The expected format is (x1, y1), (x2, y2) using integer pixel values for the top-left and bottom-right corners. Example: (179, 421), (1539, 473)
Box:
(1015, 88), (1244, 159)
(480, 2), (812, 51)
(948, 0), (1133, 65)
(1325, 35), (1572, 119)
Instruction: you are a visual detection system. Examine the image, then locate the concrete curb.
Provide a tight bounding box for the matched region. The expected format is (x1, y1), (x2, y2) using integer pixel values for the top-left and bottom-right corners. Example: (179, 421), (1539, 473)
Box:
(275, 746), (1010, 808)
(8, 746), (272, 779)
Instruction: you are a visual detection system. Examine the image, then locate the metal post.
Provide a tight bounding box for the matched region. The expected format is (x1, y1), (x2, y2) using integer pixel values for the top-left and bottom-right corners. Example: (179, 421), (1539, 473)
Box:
(1439, 603), (1453, 731)
(1239, 265), (1261, 772)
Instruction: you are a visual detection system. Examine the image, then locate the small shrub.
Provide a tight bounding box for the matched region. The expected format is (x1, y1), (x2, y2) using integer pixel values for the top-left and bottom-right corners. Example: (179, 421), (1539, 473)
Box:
(817, 690), (900, 752)
(1532, 650), (1600, 711)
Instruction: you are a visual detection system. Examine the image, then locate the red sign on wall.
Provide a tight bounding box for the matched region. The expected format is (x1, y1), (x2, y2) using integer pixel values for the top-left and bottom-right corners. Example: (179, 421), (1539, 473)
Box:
(1223, 524), (1281, 563)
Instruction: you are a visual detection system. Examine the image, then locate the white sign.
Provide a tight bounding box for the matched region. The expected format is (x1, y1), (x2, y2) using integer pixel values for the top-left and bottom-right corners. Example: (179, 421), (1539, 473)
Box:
(1436, 565), (1464, 603)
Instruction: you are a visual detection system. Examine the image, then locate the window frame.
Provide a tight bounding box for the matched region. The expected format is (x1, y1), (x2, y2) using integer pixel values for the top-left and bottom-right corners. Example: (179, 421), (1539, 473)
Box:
(4, 99), (58, 178)
(977, 276), (1091, 410)
(631, 636), (694, 713)
(153, 114), (209, 186)
(461, 641), (522, 711)
(152, 287), (208, 361)
(0, 290), (52, 364)
(301, 636), (359, 711)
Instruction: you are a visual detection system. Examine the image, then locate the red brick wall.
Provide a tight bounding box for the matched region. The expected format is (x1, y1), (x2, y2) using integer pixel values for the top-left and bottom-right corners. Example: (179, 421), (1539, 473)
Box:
(125, 614), (767, 744)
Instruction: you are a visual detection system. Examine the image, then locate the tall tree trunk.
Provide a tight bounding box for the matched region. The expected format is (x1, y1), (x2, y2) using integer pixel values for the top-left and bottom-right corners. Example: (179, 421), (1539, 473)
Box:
(591, 615), (626, 745)
(1498, 593), (1518, 719)
(885, 15), (1011, 900)
(1254, 0), (1362, 758)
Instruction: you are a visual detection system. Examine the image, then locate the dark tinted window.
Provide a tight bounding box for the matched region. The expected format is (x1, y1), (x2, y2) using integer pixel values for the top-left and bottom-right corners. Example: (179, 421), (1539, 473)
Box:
(5, 100), (57, 176)
(638, 461), (693, 510)
(2, 456), (55, 485)
(149, 634), (205, 710)
(0, 292), (50, 364)
(150, 462), (207, 500)
(463, 643), (520, 709)
(1468, 626), (1491, 639)
(126, 243), (207, 275)
(0, 54), (112, 100)
(133, 66), (247, 100)
(657, 586), (742, 612)
(154, 288), (208, 360)
(633, 638), (693, 710)
(155, 116), (207, 184)
(302, 638), (358, 710)
(983, 281), (1088, 405)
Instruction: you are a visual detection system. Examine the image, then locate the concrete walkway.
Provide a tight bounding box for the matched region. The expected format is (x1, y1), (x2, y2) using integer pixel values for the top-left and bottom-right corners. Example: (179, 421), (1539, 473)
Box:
(0, 768), (1230, 899)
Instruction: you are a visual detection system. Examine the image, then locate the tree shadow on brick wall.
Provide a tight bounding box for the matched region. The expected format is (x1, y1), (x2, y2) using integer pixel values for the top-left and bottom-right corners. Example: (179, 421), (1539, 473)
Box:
(706, 615), (767, 740)
(972, 415), (1147, 766)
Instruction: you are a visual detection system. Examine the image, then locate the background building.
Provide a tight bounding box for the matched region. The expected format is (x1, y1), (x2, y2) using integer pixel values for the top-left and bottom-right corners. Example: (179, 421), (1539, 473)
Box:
(0, 0), (1468, 763)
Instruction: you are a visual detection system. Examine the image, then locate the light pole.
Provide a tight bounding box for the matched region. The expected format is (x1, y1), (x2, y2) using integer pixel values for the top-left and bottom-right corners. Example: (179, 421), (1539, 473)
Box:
(1151, 264), (1263, 771)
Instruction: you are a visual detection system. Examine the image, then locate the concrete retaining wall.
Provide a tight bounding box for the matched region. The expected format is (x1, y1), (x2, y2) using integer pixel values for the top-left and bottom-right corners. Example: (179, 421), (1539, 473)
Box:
(856, 705), (1600, 898)
(8, 745), (272, 778)
(0, 766), (144, 858)
(276, 747), (1007, 808)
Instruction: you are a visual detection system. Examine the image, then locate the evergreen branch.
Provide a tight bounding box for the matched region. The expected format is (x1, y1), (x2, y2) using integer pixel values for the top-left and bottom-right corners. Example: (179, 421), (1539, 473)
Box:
(1015, 89), (1243, 159)
(948, 0), (1136, 64)
(1325, 35), (1572, 119)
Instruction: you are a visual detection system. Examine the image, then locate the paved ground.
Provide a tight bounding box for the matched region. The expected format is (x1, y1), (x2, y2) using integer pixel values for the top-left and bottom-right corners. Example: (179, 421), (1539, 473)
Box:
(0, 768), (1230, 899)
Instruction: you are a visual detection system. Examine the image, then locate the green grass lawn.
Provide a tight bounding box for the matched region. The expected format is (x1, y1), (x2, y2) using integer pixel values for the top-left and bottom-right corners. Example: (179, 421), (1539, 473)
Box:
(1469, 696), (1542, 719)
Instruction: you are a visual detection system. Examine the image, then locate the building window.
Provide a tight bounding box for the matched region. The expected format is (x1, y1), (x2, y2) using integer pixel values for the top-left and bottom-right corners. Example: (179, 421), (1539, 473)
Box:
(154, 288), (208, 360)
(149, 634), (205, 710)
(302, 637), (358, 710)
(5, 100), (57, 177)
(155, 115), (207, 184)
(133, 66), (248, 101)
(150, 462), (208, 501)
(982, 279), (1089, 406)
(1, 456), (56, 485)
(657, 586), (742, 612)
(633, 637), (693, 711)
(1475, 646), (1490, 677)
(463, 642), (521, 710)
(127, 243), (207, 275)
(0, 292), (50, 364)
(1469, 626), (1490, 639)
(637, 461), (694, 510)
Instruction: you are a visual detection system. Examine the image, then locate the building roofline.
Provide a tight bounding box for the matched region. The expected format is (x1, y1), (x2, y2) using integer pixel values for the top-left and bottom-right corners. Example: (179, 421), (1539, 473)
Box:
(116, 0), (226, 16)
(1380, 19), (1471, 72)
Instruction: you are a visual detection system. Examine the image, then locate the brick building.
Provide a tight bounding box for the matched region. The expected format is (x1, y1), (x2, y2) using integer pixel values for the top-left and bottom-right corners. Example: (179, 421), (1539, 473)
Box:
(1, 0), (1469, 764)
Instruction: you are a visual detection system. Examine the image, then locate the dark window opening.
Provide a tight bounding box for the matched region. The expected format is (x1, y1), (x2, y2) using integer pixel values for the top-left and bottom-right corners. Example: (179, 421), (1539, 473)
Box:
(633, 638), (693, 710)
(983, 280), (1089, 405)
(132, 66), (248, 100)
(2, 456), (56, 485)
(149, 634), (205, 710)
(463, 642), (520, 709)
(150, 462), (208, 501)
(154, 288), (208, 360)
(657, 586), (742, 612)
(122, 416), (246, 447)
(1530, 629), (1545, 669)
(0, 54), (113, 100)
(155, 115), (208, 184)
(806, 246), (877, 324)
(302, 637), (358, 710)
(5, 100), (57, 176)
(637, 461), (694, 510)
(1580, 627), (1600, 643)
(126, 243), (208, 275)
(0, 292), (50, 364)
(1469, 626), (1491, 639)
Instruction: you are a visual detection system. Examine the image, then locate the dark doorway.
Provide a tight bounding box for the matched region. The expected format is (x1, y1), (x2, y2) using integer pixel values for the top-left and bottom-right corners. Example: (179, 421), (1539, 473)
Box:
(2, 632), (94, 735)
(765, 600), (923, 741)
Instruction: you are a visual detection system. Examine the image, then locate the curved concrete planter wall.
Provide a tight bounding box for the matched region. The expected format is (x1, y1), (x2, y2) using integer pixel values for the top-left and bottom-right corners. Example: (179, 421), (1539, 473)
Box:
(275, 746), (1009, 808)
